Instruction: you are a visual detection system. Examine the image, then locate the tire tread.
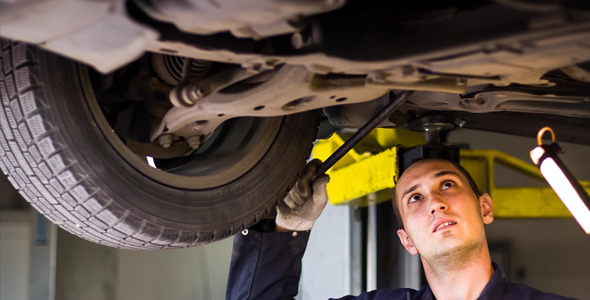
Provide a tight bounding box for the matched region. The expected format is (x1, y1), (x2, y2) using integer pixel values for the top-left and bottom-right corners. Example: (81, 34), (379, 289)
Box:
(0, 40), (315, 249)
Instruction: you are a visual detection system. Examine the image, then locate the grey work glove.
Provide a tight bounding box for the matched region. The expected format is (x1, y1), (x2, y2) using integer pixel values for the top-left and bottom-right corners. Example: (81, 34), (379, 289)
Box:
(276, 159), (330, 231)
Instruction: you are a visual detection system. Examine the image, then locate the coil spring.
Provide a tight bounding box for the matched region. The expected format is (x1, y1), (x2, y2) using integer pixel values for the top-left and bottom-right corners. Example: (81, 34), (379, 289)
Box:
(152, 54), (211, 85)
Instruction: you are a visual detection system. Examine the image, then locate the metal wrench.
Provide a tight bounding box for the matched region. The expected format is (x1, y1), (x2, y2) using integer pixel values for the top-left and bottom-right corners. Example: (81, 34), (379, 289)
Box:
(313, 90), (412, 181)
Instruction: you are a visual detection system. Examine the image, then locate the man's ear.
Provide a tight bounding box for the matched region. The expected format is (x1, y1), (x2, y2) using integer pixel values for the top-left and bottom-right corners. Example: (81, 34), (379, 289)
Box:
(479, 193), (494, 224)
(397, 229), (418, 255)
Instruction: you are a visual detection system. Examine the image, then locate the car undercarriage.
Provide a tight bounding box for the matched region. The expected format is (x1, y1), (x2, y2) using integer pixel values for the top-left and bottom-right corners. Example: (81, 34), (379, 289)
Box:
(1, 0), (590, 248)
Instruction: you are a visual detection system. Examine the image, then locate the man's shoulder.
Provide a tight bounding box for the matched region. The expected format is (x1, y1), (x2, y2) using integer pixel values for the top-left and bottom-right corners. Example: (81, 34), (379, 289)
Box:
(503, 281), (577, 299)
(329, 287), (430, 300)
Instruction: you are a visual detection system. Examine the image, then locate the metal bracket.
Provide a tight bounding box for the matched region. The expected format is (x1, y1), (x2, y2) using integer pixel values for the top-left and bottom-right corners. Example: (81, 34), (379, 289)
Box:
(151, 65), (389, 145)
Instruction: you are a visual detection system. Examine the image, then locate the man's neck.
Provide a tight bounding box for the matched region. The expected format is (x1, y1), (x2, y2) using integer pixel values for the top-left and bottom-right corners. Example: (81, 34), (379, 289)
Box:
(422, 244), (494, 300)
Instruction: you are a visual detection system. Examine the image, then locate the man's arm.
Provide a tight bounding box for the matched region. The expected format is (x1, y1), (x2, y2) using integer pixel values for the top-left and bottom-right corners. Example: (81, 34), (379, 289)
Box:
(226, 160), (329, 300)
(226, 220), (311, 300)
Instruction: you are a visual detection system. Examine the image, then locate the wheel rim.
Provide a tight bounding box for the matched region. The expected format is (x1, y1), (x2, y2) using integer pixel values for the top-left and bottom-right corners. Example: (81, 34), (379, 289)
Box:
(78, 62), (283, 190)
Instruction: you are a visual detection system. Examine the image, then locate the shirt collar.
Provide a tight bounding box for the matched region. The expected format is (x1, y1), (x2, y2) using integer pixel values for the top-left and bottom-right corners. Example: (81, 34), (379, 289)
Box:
(419, 262), (507, 300)
(476, 262), (507, 300)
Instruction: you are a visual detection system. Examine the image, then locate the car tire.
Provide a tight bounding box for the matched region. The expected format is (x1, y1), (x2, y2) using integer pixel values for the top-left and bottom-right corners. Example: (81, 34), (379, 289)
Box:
(0, 40), (319, 249)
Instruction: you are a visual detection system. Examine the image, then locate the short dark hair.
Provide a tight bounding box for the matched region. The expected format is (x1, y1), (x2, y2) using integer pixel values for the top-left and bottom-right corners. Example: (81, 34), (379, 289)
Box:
(392, 159), (481, 230)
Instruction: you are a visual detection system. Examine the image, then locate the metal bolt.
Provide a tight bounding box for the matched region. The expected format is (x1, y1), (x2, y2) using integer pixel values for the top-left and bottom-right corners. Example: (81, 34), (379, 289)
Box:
(291, 33), (304, 49)
(187, 86), (204, 102)
(291, 32), (311, 50)
(193, 120), (208, 131)
(157, 134), (173, 149)
(171, 85), (203, 107)
(186, 135), (202, 150)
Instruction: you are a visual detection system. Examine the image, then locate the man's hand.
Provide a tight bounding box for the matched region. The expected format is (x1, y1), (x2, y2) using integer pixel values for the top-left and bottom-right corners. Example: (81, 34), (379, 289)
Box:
(276, 159), (330, 232)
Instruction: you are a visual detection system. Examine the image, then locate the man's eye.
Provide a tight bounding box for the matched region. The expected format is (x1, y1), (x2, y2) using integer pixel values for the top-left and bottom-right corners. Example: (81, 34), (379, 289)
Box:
(409, 194), (423, 203)
(442, 180), (455, 190)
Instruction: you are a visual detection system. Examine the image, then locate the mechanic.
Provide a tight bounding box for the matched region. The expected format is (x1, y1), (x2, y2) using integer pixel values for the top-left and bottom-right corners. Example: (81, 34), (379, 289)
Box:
(226, 158), (574, 299)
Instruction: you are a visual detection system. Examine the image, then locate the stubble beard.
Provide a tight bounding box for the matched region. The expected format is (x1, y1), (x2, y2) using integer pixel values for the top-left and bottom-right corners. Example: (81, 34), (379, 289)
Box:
(422, 233), (485, 276)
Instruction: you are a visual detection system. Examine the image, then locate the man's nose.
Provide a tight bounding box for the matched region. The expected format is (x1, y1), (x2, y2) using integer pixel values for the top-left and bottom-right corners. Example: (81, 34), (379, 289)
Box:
(428, 194), (448, 215)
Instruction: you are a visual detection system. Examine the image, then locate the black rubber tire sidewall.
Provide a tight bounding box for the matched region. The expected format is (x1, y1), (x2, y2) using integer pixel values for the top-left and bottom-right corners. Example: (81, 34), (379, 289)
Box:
(0, 40), (318, 249)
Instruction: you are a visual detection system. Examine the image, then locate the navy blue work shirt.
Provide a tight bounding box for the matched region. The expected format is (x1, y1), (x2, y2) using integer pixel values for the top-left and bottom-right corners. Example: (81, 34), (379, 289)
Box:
(226, 222), (576, 300)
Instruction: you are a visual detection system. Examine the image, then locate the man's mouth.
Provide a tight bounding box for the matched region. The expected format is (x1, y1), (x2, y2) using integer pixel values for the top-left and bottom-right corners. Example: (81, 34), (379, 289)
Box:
(434, 221), (457, 232)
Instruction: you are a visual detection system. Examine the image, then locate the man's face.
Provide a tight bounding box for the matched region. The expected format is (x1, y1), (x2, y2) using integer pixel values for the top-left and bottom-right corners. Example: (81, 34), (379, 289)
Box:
(394, 159), (494, 262)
